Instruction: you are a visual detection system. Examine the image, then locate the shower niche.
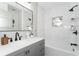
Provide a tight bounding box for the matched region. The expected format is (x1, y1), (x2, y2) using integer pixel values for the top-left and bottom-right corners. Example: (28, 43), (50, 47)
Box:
(52, 16), (63, 27)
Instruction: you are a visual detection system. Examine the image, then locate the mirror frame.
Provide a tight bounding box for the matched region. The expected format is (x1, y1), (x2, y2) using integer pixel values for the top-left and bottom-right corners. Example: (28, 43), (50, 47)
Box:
(0, 2), (33, 31)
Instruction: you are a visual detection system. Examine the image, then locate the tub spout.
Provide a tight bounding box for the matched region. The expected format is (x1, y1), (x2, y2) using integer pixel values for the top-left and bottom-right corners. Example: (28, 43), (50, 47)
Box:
(70, 43), (78, 46)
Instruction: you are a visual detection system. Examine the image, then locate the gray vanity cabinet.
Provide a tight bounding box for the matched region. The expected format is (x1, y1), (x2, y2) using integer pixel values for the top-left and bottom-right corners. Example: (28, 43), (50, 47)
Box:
(26, 39), (45, 56)
(7, 39), (45, 56)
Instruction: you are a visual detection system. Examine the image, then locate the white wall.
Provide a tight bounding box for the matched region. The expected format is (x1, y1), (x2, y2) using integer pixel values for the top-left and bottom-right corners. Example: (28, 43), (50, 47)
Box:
(37, 2), (79, 52)
(37, 5), (45, 38)
(31, 2), (38, 36)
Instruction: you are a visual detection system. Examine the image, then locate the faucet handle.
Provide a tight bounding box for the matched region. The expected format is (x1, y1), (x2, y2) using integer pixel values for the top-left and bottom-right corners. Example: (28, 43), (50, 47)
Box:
(19, 36), (23, 40)
(9, 38), (13, 42)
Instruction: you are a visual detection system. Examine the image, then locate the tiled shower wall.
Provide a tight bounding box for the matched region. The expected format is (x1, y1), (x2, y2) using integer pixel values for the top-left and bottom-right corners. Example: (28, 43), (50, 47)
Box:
(37, 2), (79, 52)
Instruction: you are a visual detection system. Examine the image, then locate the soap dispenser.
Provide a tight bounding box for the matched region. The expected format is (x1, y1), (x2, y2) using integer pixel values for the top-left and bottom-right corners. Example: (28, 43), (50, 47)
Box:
(1, 34), (9, 45)
(9, 38), (13, 42)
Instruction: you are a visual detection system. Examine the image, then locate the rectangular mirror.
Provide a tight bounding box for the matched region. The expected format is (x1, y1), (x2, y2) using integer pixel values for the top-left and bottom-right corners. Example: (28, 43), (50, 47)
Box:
(0, 2), (33, 31)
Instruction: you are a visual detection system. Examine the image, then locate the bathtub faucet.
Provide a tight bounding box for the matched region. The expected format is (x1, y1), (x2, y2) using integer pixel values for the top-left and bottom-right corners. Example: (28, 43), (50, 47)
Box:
(70, 43), (78, 46)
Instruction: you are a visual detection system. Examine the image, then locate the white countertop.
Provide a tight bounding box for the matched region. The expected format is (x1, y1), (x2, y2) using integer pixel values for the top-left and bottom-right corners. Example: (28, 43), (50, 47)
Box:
(0, 37), (44, 56)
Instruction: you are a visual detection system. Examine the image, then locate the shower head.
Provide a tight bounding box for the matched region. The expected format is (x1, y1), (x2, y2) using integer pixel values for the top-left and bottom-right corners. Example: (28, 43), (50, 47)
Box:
(69, 8), (73, 12)
(69, 5), (78, 12)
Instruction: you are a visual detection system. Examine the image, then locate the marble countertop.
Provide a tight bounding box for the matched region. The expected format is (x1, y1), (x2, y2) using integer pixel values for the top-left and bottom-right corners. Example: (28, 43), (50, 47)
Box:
(0, 37), (44, 56)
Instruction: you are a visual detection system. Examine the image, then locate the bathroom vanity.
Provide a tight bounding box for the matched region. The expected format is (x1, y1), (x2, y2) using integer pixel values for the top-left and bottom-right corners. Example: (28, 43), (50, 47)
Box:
(0, 2), (44, 56)
(0, 37), (45, 56)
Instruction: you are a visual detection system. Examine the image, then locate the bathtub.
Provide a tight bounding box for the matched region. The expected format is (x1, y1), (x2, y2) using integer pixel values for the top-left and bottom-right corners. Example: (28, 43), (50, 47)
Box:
(45, 45), (76, 56)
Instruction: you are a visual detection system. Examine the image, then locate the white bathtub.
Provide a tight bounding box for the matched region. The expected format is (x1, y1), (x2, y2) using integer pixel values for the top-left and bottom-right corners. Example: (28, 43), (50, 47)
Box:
(45, 45), (76, 56)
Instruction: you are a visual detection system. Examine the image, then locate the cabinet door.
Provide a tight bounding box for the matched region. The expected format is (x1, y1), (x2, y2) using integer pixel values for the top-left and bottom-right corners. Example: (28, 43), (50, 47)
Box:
(36, 39), (45, 56)
(25, 39), (45, 56)
(23, 43), (39, 56)
(38, 39), (45, 56)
